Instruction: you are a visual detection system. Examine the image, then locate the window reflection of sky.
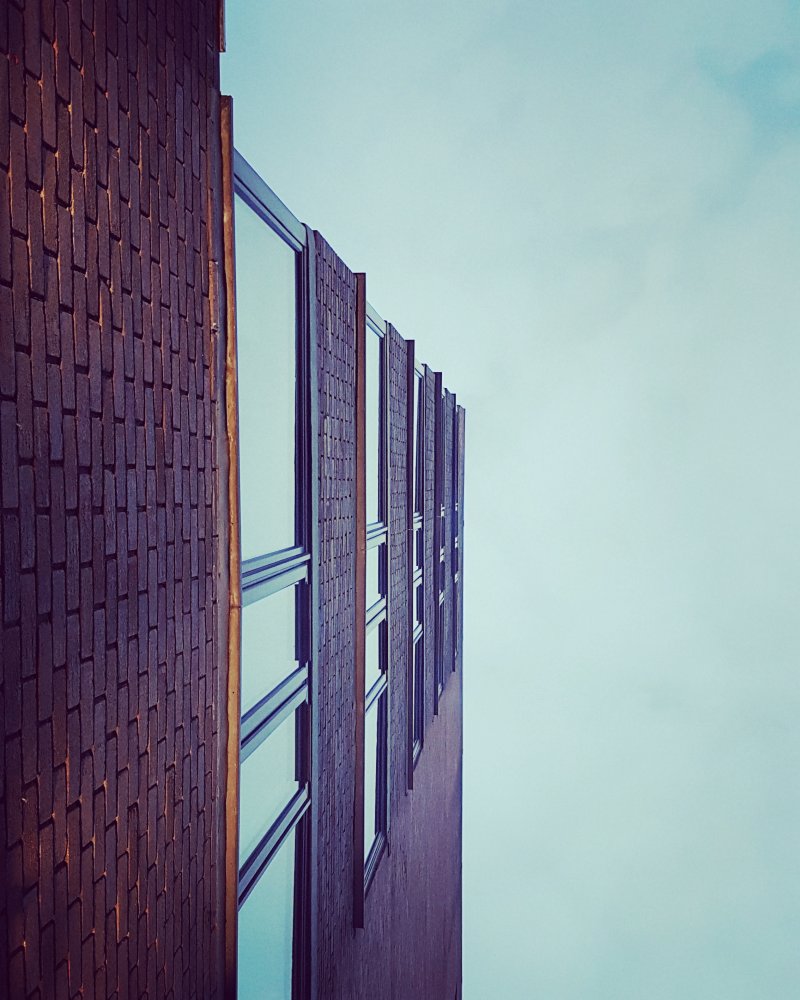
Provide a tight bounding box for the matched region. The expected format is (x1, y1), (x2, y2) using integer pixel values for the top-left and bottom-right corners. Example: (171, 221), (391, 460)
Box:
(234, 194), (297, 562)
(239, 711), (298, 865)
(366, 328), (381, 524)
(240, 584), (297, 715)
(238, 831), (295, 1000)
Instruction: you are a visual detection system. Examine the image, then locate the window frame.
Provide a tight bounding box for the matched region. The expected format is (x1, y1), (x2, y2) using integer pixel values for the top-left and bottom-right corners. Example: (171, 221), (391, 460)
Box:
(408, 353), (425, 786)
(363, 304), (390, 892)
(226, 143), (314, 1000)
(433, 372), (445, 714)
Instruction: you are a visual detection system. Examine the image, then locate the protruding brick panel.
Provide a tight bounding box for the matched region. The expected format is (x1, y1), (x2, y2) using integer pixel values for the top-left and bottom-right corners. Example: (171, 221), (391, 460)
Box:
(0, 2), (227, 997)
(314, 231), (358, 999)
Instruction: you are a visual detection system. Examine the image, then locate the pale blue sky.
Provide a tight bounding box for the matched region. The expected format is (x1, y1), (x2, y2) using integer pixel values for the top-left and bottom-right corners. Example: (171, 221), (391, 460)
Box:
(222, 3), (800, 997)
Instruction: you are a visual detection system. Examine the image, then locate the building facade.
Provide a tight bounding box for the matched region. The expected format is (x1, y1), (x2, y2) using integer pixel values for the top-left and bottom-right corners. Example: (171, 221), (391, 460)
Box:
(0, 3), (464, 998)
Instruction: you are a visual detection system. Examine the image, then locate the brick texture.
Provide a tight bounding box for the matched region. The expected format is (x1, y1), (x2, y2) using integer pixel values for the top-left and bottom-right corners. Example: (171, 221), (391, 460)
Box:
(0, 2), (226, 997)
(423, 367), (437, 728)
(313, 231), (358, 999)
(313, 234), (462, 1000)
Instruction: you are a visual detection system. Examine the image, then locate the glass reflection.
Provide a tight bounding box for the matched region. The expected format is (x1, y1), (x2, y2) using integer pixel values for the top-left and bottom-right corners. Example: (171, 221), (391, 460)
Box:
(238, 830), (296, 1000)
(241, 586), (298, 716)
(239, 710), (298, 865)
(365, 621), (383, 697)
(366, 543), (384, 611)
(413, 639), (424, 745)
(366, 328), (381, 525)
(414, 373), (423, 513)
(234, 193), (297, 562)
(364, 703), (378, 861)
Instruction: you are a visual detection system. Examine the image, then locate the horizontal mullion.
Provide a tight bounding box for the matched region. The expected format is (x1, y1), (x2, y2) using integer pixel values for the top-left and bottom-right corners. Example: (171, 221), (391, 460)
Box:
(366, 522), (388, 547)
(365, 830), (387, 890)
(365, 673), (388, 713)
(413, 623), (423, 644)
(413, 567), (423, 585)
(233, 150), (306, 251)
(366, 301), (386, 335)
(241, 547), (309, 605)
(366, 598), (387, 630)
(241, 666), (308, 761)
(412, 513), (423, 528)
(238, 786), (310, 905)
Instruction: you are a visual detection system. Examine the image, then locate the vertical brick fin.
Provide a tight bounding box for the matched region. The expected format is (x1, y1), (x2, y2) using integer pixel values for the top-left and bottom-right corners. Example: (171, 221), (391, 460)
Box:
(313, 231), (357, 999)
(405, 340), (416, 792)
(0, 3), (227, 997)
(352, 271), (366, 930)
(456, 406), (465, 675)
(387, 324), (409, 818)
(443, 390), (455, 680)
(423, 367), (437, 727)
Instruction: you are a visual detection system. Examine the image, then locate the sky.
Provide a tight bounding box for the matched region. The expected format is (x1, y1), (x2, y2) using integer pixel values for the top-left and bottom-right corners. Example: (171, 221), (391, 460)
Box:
(222, 3), (800, 997)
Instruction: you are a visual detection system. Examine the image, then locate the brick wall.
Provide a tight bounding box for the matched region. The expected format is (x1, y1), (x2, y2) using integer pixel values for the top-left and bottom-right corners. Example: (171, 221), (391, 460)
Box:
(423, 367), (437, 726)
(0, 2), (227, 997)
(312, 237), (462, 997)
(386, 324), (408, 822)
(313, 231), (358, 999)
(443, 389), (455, 680)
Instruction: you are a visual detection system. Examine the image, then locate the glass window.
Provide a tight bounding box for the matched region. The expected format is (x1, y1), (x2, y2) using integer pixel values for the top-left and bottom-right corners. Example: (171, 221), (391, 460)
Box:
(238, 830), (296, 1000)
(366, 543), (385, 612)
(365, 620), (383, 697)
(239, 710), (298, 864)
(364, 702), (379, 861)
(414, 373), (424, 514)
(437, 600), (444, 693)
(415, 582), (424, 631)
(366, 328), (381, 525)
(413, 640), (424, 748)
(415, 527), (423, 571)
(235, 194), (297, 562)
(240, 585), (298, 716)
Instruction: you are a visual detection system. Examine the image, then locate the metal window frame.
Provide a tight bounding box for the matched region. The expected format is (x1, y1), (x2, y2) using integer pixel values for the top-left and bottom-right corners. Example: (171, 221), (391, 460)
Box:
(355, 282), (391, 921)
(433, 372), (445, 714)
(406, 343), (418, 789)
(222, 133), (315, 1000)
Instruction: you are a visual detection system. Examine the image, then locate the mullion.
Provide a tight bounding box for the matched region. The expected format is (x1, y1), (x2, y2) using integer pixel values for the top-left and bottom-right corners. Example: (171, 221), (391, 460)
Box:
(238, 788), (311, 904)
(366, 523), (388, 547)
(242, 546), (310, 606)
(365, 672), (388, 713)
(366, 599), (387, 632)
(240, 668), (309, 761)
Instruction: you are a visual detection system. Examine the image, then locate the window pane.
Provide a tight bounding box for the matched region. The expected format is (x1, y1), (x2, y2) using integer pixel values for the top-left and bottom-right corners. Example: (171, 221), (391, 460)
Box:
(413, 638), (424, 745)
(241, 586), (298, 716)
(238, 830), (296, 1000)
(414, 374), (424, 513)
(364, 702), (378, 861)
(239, 710), (298, 865)
(415, 581), (424, 630)
(235, 194), (297, 562)
(366, 542), (384, 611)
(439, 600), (445, 688)
(365, 619), (383, 696)
(415, 527), (423, 570)
(366, 328), (381, 524)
